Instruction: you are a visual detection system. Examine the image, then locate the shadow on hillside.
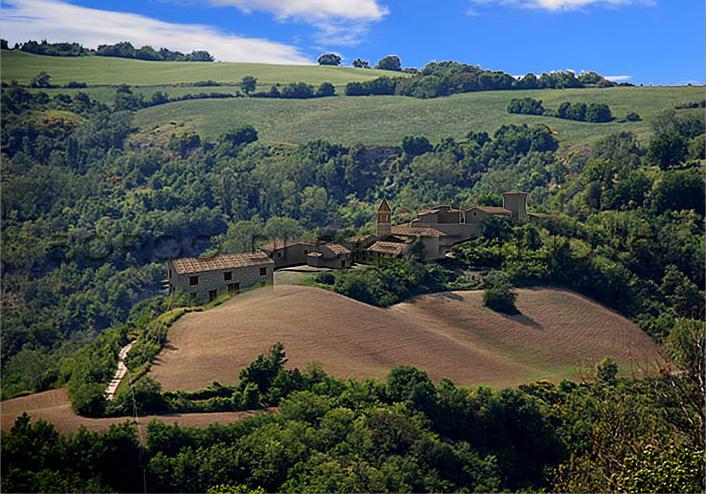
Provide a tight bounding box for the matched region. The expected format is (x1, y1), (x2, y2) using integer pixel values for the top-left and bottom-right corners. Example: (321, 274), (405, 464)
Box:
(499, 312), (543, 330)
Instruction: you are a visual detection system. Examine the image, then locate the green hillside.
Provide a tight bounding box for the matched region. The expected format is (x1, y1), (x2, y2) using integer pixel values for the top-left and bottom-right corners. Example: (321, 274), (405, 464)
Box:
(133, 86), (703, 146)
(1, 50), (405, 86)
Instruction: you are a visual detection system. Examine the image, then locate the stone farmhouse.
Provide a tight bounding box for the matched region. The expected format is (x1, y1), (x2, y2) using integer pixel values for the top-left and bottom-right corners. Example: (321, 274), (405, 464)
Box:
(167, 191), (534, 299)
(167, 252), (273, 303)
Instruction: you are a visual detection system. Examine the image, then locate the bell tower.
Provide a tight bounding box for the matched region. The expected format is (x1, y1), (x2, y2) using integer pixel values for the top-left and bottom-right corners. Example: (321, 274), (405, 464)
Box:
(376, 198), (391, 238)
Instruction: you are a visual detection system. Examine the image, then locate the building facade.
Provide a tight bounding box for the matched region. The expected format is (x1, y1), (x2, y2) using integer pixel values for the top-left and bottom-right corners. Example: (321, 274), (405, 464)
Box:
(168, 252), (274, 303)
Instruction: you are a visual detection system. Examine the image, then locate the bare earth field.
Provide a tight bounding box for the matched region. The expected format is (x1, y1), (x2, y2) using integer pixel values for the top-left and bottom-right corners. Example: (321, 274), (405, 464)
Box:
(1, 388), (267, 434)
(150, 285), (661, 391)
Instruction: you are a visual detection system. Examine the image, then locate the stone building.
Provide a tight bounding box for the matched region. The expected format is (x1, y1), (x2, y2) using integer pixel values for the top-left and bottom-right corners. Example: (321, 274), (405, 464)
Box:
(167, 252), (273, 303)
(260, 191), (532, 269)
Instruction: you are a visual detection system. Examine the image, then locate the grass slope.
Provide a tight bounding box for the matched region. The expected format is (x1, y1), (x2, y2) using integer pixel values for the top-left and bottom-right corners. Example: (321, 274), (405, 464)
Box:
(150, 285), (660, 391)
(132, 86), (703, 146)
(1, 50), (404, 86)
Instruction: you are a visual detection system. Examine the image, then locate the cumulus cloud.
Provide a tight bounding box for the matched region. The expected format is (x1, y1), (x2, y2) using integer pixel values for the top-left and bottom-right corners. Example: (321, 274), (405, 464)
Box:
(468, 0), (654, 13)
(605, 75), (632, 82)
(206, 0), (389, 45)
(2, 0), (310, 63)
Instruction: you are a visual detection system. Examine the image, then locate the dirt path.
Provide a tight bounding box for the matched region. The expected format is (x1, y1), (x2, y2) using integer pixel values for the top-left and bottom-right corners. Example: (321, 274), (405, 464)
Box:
(105, 342), (134, 400)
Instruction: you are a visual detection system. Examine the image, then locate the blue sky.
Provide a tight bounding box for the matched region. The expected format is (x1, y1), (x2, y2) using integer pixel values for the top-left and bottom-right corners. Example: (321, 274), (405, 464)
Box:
(2, 0), (703, 84)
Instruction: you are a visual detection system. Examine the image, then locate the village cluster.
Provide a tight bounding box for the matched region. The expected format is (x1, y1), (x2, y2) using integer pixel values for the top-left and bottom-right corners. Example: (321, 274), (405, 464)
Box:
(168, 192), (535, 303)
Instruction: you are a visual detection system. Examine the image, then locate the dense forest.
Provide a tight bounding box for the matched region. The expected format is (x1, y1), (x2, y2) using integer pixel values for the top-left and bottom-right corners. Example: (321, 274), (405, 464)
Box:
(0, 59), (704, 492)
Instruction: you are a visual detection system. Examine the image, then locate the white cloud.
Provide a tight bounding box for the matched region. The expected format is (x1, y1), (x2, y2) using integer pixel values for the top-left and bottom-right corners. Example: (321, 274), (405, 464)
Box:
(1, 0), (310, 63)
(605, 74), (632, 82)
(469, 0), (654, 12)
(211, 0), (387, 21)
(205, 0), (389, 45)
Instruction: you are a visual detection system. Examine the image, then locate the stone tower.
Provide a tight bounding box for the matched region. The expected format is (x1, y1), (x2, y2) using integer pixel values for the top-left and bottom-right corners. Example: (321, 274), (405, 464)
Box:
(376, 198), (392, 238)
(502, 191), (528, 223)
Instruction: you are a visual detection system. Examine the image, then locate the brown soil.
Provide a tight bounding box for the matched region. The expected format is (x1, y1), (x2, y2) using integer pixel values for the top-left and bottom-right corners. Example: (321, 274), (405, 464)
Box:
(150, 285), (661, 391)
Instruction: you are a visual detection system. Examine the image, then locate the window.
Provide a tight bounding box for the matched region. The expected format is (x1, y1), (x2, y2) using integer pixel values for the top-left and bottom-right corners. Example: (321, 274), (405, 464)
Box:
(259, 267), (267, 276)
(223, 271), (232, 281)
(189, 276), (199, 286)
(168, 268), (172, 278)
(209, 289), (218, 302)
(277, 252), (282, 258)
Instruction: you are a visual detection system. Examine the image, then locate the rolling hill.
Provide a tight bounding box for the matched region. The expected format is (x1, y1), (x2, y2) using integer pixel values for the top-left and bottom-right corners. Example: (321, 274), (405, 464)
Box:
(150, 285), (661, 391)
(131, 85), (703, 146)
(1, 50), (404, 87)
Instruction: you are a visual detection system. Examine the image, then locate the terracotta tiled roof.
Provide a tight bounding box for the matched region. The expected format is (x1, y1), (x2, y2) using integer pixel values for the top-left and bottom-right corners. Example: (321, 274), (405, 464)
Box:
(343, 234), (377, 243)
(365, 241), (411, 255)
(260, 240), (313, 252)
(391, 225), (447, 238)
(470, 206), (512, 215)
(323, 243), (351, 256)
(307, 251), (323, 257)
(417, 205), (461, 216)
(171, 252), (273, 274)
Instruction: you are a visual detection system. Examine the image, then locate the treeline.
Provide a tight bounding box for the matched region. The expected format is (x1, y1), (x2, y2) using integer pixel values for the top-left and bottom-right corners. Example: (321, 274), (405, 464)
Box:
(4, 39), (214, 61)
(251, 81), (336, 99)
(507, 97), (619, 122)
(344, 62), (626, 99)
(3, 335), (704, 493)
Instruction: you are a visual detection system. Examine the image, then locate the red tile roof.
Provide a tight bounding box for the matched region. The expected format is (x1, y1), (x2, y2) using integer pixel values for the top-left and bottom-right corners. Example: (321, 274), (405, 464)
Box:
(391, 225), (447, 238)
(171, 252), (273, 275)
(469, 206), (512, 215)
(323, 243), (351, 256)
(365, 241), (411, 255)
(260, 240), (314, 252)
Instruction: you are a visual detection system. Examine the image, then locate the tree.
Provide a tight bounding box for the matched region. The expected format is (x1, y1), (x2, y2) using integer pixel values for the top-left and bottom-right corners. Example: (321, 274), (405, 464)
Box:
(482, 270), (518, 314)
(219, 125), (258, 147)
(30, 71), (52, 88)
(401, 136), (433, 157)
(318, 53), (342, 66)
(315, 82), (336, 97)
(595, 357), (618, 385)
(241, 76), (257, 95)
(376, 55), (402, 71)
(352, 58), (369, 68)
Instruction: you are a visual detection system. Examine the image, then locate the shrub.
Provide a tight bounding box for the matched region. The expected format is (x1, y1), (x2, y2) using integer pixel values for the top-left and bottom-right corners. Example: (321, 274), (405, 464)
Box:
(315, 82), (336, 97)
(65, 81), (87, 88)
(482, 271), (518, 314)
(625, 112), (641, 121)
(507, 97), (545, 115)
(281, 82), (315, 99)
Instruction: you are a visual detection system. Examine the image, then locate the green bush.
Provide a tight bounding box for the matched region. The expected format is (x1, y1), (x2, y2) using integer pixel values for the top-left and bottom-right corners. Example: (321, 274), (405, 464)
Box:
(482, 271), (518, 314)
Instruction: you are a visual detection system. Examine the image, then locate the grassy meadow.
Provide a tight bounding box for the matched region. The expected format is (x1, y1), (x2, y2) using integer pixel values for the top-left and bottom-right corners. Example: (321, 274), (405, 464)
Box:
(133, 85), (703, 146)
(1, 50), (404, 87)
(4, 50), (702, 147)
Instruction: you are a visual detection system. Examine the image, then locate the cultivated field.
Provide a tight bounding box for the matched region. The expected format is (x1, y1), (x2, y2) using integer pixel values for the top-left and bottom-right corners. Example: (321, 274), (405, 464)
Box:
(150, 285), (661, 391)
(0, 388), (267, 435)
(132, 86), (703, 146)
(2, 50), (403, 87)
